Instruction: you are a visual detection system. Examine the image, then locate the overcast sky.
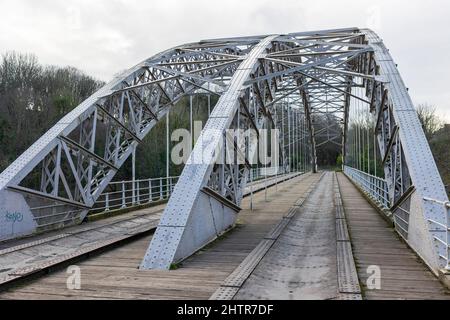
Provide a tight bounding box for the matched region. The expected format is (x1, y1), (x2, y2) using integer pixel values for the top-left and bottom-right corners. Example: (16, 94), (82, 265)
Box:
(0, 0), (449, 121)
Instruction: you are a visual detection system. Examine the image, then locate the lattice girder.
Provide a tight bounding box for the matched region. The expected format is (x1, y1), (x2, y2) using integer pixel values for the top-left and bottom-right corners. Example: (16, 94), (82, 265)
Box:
(0, 40), (255, 240)
(357, 29), (449, 273)
(1, 28), (446, 275)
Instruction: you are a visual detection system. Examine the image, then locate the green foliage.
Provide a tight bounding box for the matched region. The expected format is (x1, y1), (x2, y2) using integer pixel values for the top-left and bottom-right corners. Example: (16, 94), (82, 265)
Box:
(0, 51), (104, 172)
(53, 92), (75, 115)
(169, 263), (182, 270)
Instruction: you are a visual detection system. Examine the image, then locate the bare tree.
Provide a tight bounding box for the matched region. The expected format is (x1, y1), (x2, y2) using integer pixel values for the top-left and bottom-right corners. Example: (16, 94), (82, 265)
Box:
(416, 103), (444, 139)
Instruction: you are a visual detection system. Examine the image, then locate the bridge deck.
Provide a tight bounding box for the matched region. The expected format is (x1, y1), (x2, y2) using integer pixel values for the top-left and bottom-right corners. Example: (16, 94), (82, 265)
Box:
(0, 172), (301, 289)
(0, 172), (448, 300)
(232, 171), (341, 299)
(0, 205), (164, 287)
(0, 173), (319, 299)
(337, 173), (450, 300)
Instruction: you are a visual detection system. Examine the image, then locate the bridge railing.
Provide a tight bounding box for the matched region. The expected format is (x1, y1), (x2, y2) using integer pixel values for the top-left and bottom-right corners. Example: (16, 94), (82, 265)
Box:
(91, 166), (290, 214)
(91, 176), (180, 213)
(343, 165), (389, 209)
(345, 165), (450, 270)
(423, 197), (450, 270)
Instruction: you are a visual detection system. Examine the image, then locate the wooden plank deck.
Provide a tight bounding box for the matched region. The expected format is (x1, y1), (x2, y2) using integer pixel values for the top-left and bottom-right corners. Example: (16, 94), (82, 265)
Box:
(0, 205), (165, 287)
(337, 173), (450, 300)
(232, 172), (341, 300)
(0, 173), (321, 300)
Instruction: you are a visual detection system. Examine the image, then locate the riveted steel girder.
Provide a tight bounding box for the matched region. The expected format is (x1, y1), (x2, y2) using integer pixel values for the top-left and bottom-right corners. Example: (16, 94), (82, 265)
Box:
(1, 28), (445, 275)
(141, 29), (378, 269)
(360, 29), (449, 273)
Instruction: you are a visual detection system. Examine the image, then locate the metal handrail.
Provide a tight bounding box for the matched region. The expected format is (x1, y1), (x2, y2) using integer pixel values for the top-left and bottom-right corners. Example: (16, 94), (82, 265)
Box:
(91, 176), (179, 212)
(345, 167), (450, 270)
(344, 165), (389, 209)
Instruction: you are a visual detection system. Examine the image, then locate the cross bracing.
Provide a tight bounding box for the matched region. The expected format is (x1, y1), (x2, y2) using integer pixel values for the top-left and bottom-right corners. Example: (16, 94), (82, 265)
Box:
(0, 28), (448, 274)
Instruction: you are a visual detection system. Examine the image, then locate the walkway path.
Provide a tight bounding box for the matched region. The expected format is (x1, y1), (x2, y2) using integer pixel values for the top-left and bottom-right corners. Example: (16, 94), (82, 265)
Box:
(234, 171), (339, 299)
(337, 173), (450, 300)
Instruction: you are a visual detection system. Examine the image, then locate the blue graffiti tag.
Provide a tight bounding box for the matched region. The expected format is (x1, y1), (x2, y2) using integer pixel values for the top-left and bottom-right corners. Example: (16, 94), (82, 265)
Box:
(5, 211), (24, 223)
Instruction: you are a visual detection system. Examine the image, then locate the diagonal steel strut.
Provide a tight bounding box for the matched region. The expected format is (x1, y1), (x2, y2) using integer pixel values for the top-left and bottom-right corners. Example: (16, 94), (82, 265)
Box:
(140, 35), (278, 270)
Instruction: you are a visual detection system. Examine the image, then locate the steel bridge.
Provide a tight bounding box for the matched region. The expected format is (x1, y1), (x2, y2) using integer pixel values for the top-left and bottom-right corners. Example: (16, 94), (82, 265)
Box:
(0, 28), (449, 300)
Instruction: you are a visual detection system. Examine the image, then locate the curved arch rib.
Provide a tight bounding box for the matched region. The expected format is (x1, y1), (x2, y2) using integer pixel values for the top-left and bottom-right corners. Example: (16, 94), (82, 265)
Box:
(140, 35), (278, 269)
(0, 41), (249, 240)
(141, 28), (370, 269)
(2, 28), (445, 276)
(361, 29), (449, 273)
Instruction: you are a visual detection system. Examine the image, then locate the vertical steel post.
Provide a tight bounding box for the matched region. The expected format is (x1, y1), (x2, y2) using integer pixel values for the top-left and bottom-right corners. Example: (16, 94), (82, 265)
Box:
(264, 118), (268, 202)
(208, 94), (211, 116)
(250, 169), (253, 210)
(275, 104), (278, 191)
(132, 145), (136, 205)
(367, 115), (370, 174)
(105, 193), (110, 211)
(288, 101), (291, 172)
(281, 102), (285, 173)
(166, 110), (170, 183)
(148, 179), (152, 203)
(190, 95), (193, 150)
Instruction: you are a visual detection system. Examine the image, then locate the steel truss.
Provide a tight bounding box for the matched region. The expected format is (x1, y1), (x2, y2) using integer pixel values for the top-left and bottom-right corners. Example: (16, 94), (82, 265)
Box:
(0, 28), (447, 273)
(358, 30), (449, 273)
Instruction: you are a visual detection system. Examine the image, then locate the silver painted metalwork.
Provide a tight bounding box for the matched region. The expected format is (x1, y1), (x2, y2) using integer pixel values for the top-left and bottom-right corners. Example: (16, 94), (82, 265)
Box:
(343, 29), (450, 273)
(91, 167), (285, 213)
(423, 198), (450, 270)
(0, 28), (447, 274)
(0, 39), (246, 240)
(344, 166), (389, 209)
(92, 176), (179, 212)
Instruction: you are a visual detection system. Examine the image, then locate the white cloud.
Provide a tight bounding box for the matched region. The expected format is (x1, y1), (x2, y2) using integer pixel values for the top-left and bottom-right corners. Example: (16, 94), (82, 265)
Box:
(0, 0), (449, 121)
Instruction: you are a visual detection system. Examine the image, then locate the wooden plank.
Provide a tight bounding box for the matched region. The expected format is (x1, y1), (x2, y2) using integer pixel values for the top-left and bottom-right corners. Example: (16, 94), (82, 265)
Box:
(337, 173), (450, 300)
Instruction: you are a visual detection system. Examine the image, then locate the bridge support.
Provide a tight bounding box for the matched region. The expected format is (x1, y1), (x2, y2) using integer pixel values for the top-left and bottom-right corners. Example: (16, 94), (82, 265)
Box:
(1, 28), (446, 275)
(343, 29), (450, 274)
(141, 29), (374, 269)
(367, 30), (449, 273)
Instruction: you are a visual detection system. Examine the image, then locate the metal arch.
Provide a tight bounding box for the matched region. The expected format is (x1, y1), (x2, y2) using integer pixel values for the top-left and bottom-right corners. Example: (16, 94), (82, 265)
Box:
(0, 40), (256, 240)
(140, 36), (279, 269)
(0, 28), (446, 274)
